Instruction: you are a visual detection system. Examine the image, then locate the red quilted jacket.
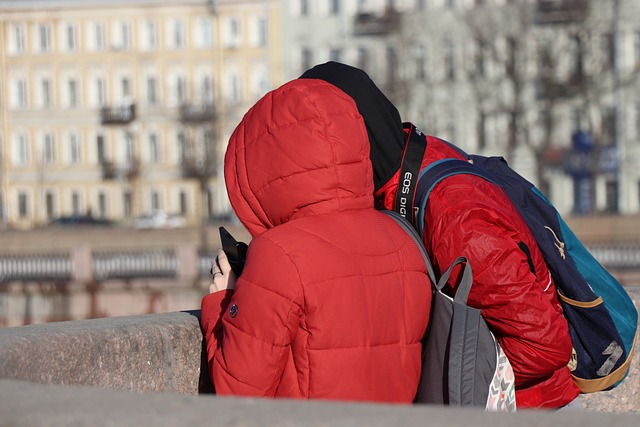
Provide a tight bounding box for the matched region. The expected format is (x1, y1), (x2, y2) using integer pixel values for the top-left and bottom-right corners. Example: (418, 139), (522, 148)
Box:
(375, 125), (581, 409)
(201, 80), (431, 402)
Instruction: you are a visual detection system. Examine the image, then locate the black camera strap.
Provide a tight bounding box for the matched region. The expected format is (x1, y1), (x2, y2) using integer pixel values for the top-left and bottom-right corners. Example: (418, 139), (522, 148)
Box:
(394, 123), (427, 225)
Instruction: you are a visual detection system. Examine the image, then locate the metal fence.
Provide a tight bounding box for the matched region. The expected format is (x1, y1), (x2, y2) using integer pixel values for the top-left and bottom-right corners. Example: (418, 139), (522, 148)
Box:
(1, 245), (639, 283)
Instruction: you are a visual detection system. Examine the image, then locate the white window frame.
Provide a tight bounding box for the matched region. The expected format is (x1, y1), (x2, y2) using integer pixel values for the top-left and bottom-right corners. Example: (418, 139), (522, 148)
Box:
(68, 78), (79, 108)
(11, 24), (25, 54)
(171, 19), (185, 49)
(94, 22), (105, 51)
(69, 133), (81, 164)
(14, 78), (28, 108)
(38, 24), (51, 53)
(96, 77), (107, 106)
(147, 76), (158, 105)
(41, 78), (52, 108)
(148, 132), (160, 164)
(65, 23), (78, 52)
(146, 20), (158, 51)
(13, 133), (29, 166)
(223, 16), (241, 48)
(43, 133), (56, 165)
(196, 18), (213, 49)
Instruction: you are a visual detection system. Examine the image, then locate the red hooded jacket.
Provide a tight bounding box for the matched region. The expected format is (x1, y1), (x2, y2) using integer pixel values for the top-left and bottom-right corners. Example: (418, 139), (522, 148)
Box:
(375, 125), (581, 409)
(200, 80), (431, 402)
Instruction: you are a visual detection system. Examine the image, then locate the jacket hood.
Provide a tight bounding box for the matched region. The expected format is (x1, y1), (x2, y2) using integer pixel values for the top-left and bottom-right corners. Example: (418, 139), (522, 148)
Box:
(224, 79), (374, 236)
(300, 61), (405, 191)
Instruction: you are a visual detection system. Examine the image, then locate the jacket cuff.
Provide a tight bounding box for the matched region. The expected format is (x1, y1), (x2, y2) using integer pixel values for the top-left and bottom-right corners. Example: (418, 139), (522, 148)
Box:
(201, 289), (234, 341)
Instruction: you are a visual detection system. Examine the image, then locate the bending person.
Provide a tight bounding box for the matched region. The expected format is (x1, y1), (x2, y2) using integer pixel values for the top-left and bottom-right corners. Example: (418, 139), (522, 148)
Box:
(301, 61), (581, 409)
(200, 78), (432, 402)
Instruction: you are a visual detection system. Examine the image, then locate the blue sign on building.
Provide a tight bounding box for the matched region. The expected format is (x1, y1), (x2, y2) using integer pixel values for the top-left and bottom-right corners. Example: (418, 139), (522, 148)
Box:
(564, 131), (620, 215)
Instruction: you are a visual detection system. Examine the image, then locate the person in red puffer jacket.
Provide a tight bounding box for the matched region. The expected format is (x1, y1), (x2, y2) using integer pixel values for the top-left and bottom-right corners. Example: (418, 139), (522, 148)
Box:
(200, 78), (432, 402)
(301, 62), (582, 409)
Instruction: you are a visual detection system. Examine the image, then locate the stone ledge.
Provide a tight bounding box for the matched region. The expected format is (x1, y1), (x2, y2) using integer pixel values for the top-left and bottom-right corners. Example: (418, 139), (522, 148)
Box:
(0, 311), (213, 394)
(0, 294), (638, 413)
(1, 379), (639, 427)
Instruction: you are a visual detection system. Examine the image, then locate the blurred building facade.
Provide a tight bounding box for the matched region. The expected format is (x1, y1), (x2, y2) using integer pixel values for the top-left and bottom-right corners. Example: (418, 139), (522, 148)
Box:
(281, 0), (640, 217)
(1, 0), (640, 230)
(0, 0), (283, 229)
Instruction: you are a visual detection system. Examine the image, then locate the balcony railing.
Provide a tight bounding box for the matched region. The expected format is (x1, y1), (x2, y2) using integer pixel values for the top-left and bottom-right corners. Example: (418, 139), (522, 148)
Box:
(101, 160), (117, 180)
(353, 8), (400, 36)
(535, 0), (589, 24)
(100, 104), (136, 125)
(179, 104), (216, 123)
(100, 158), (139, 180)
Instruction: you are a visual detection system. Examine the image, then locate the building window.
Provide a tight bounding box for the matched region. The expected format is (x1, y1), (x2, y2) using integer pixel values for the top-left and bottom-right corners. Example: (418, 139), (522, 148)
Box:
(329, 48), (343, 63)
(96, 78), (106, 106)
(634, 31), (640, 68)
(173, 20), (185, 49)
(98, 192), (108, 217)
(386, 45), (398, 87)
(68, 79), (78, 107)
(330, 0), (341, 15)
(125, 132), (135, 164)
(147, 21), (158, 50)
(300, 0), (310, 16)
(149, 133), (160, 163)
(71, 191), (81, 215)
(229, 73), (241, 104)
(66, 24), (78, 51)
(151, 190), (160, 211)
(202, 76), (213, 104)
(122, 77), (131, 99)
(14, 133), (29, 165)
(224, 17), (241, 48)
(123, 191), (132, 217)
(357, 47), (370, 71)
(179, 191), (188, 215)
(97, 135), (106, 163)
(13, 24), (25, 53)
(42, 79), (51, 108)
(18, 192), (29, 218)
(43, 133), (55, 164)
(602, 107), (616, 146)
(69, 133), (81, 164)
(605, 180), (619, 213)
(444, 39), (455, 81)
(251, 16), (268, 47)
(198, 18), (213, 48)
(176, 76), (187, 104)
(39, 24), (51, 52)
(122, 22), (131, 49)
(45, 192), (55, 220)
(475, 40), (486, 78)
(94, 23), (105, 51)
(178, 131), (187, 162)
(301, 48), (313, 74)
(415, 44), (427, 80)
(477, 112), (487, 151)
(15, 78), (28, 108)
(636, 102), (640, 139)
(147, 77), (158, 105)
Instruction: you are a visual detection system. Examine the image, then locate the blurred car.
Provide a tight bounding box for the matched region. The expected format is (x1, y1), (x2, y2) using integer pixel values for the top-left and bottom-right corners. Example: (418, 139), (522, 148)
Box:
(48, 214), (114, 227)
(133, 211), (186, 229)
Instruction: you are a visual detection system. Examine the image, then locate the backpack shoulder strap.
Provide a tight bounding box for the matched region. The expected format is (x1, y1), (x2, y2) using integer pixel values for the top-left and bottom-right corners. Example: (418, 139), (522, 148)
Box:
(413, 158), (498, 236)
(381, 210), (437, 286)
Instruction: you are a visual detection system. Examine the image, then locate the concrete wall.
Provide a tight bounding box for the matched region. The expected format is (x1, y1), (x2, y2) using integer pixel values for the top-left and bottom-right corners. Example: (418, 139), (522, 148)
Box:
(0, 298), (639, 426)
(0, 310), (213, 394)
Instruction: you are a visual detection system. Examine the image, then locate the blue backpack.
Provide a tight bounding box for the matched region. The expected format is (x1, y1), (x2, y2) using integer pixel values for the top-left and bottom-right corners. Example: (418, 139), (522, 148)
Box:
(397, 124), (638, 393)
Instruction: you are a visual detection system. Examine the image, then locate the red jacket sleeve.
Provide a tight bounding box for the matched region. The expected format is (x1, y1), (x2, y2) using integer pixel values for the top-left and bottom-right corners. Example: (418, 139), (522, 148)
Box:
(200, 235), (303, 397)
(425, 176), (573, 387)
